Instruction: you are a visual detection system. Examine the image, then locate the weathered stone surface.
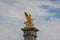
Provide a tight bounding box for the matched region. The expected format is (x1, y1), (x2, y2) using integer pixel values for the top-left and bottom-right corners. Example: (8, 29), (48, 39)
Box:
(21, 27), (39, 40)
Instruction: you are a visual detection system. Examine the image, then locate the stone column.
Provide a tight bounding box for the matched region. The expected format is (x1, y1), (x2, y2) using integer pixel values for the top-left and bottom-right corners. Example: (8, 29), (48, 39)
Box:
(21, 27), (39, 40)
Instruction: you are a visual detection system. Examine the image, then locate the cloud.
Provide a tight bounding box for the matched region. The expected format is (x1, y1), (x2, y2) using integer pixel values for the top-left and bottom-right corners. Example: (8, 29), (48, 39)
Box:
(27, 0), (60, 8)
(0, 2), (21, 18)
(0, 0), (60, 40)
(0, 23), (21, 40)
(0, 0), (17, 4)
(0, 16), (23, 40)
(37, 19), (60, 40)
(41, 5), (60, 19)
(0, 0), (53, 19)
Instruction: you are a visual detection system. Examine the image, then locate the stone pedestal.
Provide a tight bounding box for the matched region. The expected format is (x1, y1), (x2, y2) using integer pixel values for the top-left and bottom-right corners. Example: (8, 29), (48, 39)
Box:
(21, 27), (39, 40)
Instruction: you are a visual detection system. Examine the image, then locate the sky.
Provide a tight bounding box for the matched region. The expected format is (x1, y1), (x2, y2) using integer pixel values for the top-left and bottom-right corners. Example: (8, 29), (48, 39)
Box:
(0, 0), (60, 40)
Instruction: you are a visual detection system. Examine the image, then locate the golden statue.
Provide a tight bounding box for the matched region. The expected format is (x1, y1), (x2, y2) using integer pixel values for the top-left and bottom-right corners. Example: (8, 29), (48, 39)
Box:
(24, 12), (34, 28)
